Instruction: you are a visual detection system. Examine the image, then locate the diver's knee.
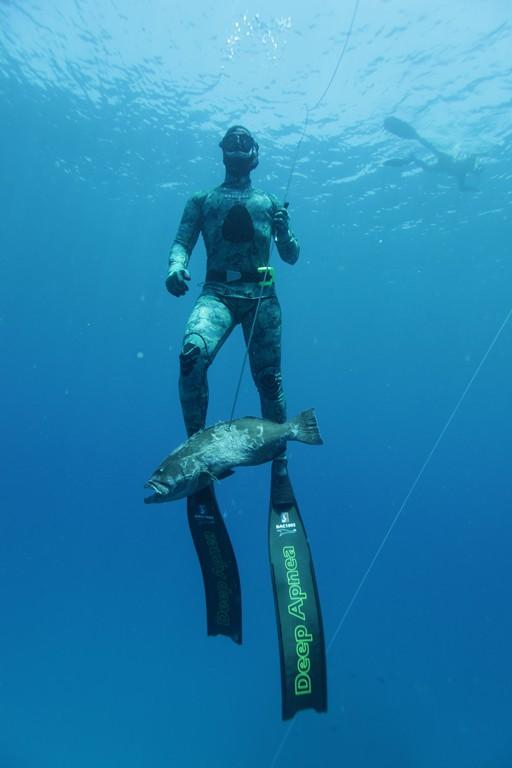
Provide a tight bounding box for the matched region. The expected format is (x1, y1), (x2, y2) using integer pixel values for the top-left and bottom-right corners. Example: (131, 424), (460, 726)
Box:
(179, 342), (201, 376)
(179, 335), (208, 377)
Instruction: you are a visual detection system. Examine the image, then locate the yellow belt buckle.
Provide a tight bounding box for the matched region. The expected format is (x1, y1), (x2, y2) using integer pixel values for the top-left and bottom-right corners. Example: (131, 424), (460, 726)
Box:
(257, 265), (275, 286)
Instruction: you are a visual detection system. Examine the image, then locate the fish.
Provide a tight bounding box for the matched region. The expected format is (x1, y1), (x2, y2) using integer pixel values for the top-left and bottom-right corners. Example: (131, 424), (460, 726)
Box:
(144, 408), (323, 504)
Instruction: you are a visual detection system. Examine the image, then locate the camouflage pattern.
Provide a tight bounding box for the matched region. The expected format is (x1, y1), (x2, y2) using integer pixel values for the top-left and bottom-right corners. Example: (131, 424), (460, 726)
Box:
(168, 182), (300, 436)
(168, 184), (300, 300)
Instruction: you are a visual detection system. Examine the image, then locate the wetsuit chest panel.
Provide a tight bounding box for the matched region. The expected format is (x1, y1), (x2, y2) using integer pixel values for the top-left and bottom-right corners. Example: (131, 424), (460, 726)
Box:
(201, 187), (275, 272)
(222, 204), (255, 243)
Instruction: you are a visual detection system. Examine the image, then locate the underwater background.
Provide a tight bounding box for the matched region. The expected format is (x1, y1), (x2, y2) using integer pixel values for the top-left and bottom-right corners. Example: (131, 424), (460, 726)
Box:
(1, 1), (511, 766)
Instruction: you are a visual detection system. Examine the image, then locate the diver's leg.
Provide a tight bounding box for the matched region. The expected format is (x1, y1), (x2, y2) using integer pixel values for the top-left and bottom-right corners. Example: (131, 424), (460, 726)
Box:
(411, 155), (432, 172)
(179, 293), (235, 436)
(417, 136), (440, 157)
(242, 296), (286, 424)
(243, 296), (292, 503)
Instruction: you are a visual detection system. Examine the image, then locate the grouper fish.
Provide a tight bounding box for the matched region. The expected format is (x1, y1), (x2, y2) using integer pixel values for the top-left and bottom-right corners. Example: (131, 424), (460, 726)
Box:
(144, 409), (322, 504)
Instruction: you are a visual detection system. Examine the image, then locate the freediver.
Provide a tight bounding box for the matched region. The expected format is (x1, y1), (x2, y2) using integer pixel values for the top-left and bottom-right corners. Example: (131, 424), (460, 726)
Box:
(166, 125), (300, 496)
(383, 116), (481, 191)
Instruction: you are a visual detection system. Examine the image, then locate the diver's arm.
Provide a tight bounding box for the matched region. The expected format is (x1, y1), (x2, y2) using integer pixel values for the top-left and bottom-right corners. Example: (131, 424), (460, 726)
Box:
(275, 228), (300, 264)
(166, 193), (204, 295)
(270, 199), (300, 264)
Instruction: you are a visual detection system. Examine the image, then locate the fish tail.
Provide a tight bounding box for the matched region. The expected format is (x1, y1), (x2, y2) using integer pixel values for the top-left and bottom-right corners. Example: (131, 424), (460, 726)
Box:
(289, 409), (323, 445)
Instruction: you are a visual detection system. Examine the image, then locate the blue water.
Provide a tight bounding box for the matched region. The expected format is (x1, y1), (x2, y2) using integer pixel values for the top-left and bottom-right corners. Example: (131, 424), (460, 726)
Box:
(1, 2), (511, 767)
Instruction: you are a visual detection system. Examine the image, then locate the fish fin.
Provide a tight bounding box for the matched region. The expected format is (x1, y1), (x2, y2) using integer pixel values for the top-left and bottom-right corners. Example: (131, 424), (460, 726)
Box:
(200, 469), (234, 484)
(212, 468), (235, 481)
(217, 468), (235, 480)
(290, 409), (323, 445)
(199, 471), (216, 486)
(384, 157), (413, 168)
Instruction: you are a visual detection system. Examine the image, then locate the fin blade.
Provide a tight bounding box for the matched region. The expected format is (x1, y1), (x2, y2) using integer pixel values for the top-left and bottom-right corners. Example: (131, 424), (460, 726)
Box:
(384, 157), (412, 168)
(187, 486), (242, 644)
(383, 116), (419, 141)
(268, 472), (328, 718)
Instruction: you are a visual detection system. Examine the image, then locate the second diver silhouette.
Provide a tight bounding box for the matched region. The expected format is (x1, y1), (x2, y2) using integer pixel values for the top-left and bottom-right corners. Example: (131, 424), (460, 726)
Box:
(383, 116), (481, 191)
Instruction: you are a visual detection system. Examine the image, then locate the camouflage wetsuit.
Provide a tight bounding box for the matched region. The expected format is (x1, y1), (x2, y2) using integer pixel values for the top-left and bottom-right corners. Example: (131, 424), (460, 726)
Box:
(168, 182), (300, 437)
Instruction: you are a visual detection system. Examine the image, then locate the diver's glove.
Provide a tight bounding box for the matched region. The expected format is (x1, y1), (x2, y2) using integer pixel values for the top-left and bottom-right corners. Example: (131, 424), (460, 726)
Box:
(166, 266), (191, 297)
(272, 206), (291, 242)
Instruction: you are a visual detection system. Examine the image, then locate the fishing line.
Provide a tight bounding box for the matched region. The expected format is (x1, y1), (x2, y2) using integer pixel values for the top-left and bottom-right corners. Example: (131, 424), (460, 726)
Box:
(328, 304), (512, 648)
(310, 0), (361, 112)
(228, 1), (359, 424)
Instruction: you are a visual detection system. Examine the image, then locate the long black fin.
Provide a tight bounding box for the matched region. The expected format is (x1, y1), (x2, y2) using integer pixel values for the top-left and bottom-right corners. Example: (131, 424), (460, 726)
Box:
(187, 485), (242, 644)
(268, 463), (327, 719)
(384, 157), (414, 168)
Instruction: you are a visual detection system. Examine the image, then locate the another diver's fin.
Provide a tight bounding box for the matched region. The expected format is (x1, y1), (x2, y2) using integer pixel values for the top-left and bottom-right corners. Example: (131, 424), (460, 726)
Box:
(268, 462), (327, 720)
(187, 485), (242, 644)
(384, 116), (420, 141)
(383, 157), (414, 168)
(384, 117), (437, 155)
(289, 409), (323, 445)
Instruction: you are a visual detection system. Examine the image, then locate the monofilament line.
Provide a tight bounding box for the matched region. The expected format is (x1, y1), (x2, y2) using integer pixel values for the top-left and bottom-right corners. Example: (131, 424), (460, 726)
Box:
(328, 303), (512, 648)
(310, 0), (361, 112)
(269, 304), (512, 768)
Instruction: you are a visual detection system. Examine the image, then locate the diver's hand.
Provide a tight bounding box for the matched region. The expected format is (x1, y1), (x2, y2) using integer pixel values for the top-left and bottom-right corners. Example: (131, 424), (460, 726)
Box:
(272, 207), (290, 239)
(166, 267), (191, 297)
